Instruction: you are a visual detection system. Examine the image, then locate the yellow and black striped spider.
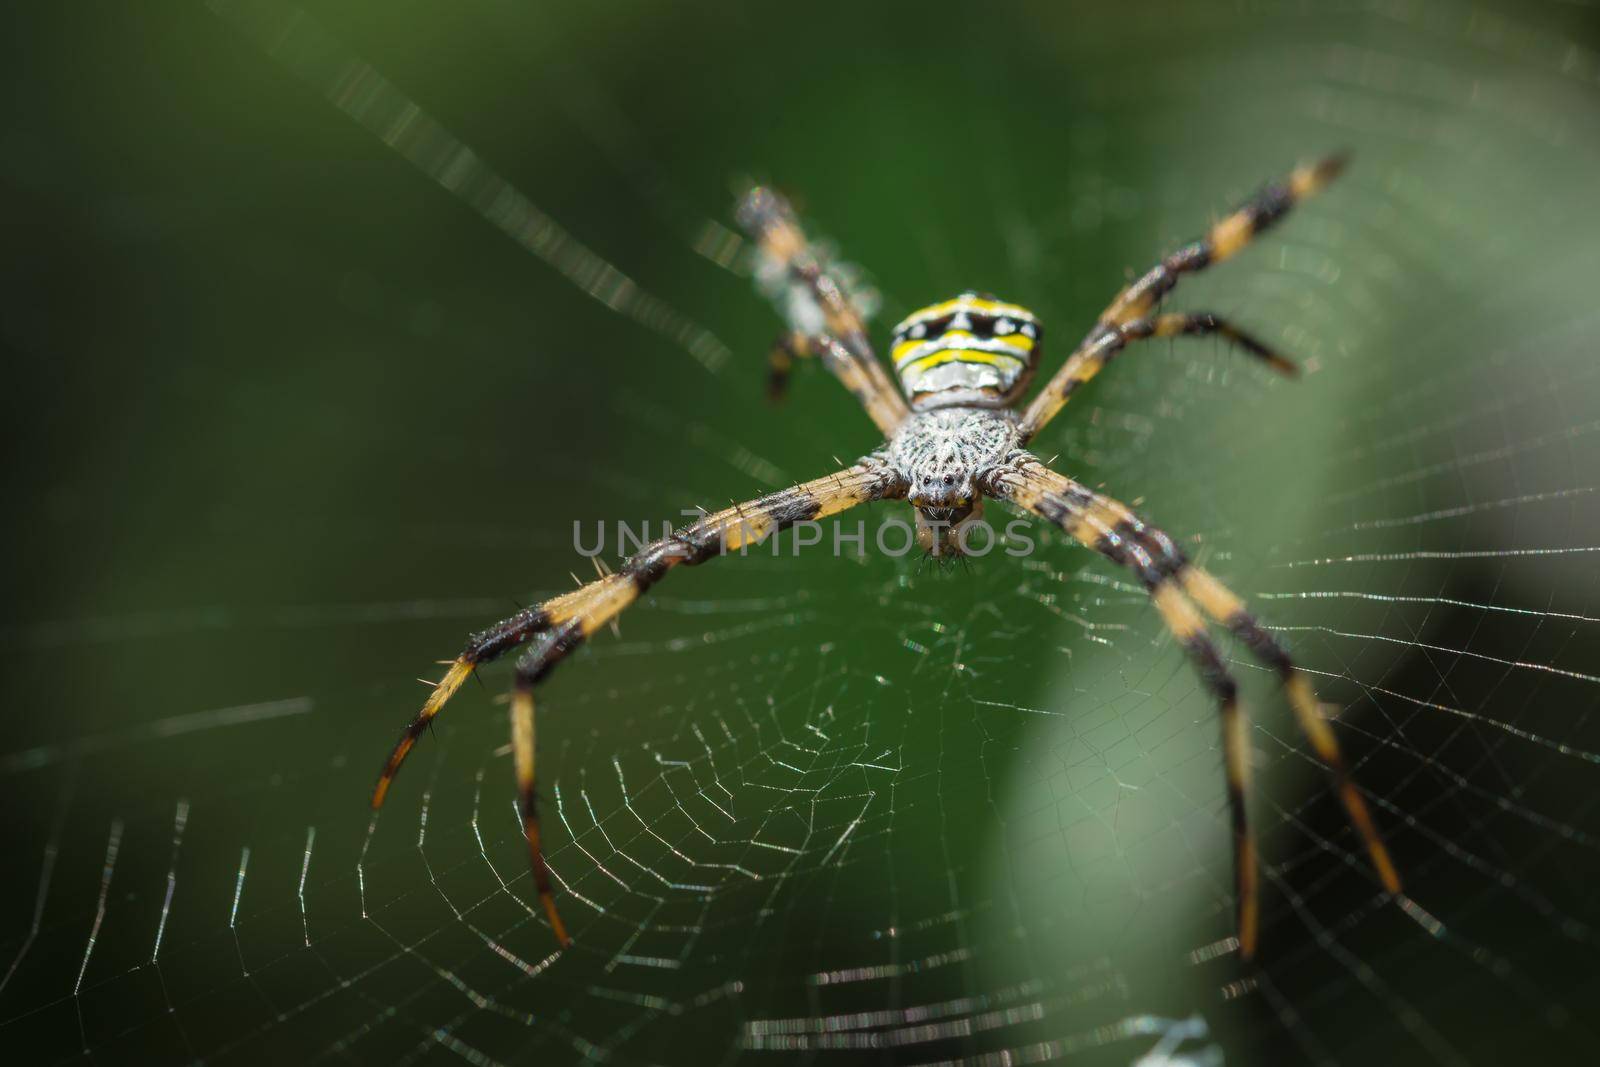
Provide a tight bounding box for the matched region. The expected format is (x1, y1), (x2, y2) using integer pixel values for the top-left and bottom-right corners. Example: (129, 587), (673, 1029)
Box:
(372, 155), (1399, 958)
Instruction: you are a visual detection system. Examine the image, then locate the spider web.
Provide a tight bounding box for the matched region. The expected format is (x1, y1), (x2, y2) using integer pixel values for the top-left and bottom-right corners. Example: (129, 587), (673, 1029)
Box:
(4, 0), (1600, 1063)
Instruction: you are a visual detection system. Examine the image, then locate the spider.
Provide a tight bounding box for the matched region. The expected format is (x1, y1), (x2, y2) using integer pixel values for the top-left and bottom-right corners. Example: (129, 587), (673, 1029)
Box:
(371, 154), (1399, 959)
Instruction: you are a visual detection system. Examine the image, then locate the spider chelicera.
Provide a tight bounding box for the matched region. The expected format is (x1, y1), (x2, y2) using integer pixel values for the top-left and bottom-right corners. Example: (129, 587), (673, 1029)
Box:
(372, 154), (1399, 958)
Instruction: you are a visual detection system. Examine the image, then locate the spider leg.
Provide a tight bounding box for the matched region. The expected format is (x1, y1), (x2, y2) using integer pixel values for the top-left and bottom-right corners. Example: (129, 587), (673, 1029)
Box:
(984, 454), (1400, 957)
(509, 678), (567, 945)
(1020, 154), (1344, 441)
(371, 457), (905, 943)
(1177, 565), (1401, 894)
(737, 186), (910, 435)
(371, 659), (473, 808)
(1150, 578), (1259, 957)
(767, 331), (811, 403)
(1018, 311), (1296, 443)
(764, 331), (906, 438)
(1101, 155), (1347, 327)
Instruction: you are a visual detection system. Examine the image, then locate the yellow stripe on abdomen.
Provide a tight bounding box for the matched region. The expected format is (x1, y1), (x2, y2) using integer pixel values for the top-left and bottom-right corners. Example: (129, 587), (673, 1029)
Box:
(902, 348), (1027, 375)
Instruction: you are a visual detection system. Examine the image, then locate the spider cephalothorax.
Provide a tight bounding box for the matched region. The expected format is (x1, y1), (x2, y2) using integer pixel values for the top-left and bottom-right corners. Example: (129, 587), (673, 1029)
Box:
(886, 405), (1020, 556)
(374, 155), (1400, 961)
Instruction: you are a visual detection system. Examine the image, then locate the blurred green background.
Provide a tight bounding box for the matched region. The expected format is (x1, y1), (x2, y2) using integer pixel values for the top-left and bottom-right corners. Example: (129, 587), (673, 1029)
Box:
(5, 0), (1600, 1063)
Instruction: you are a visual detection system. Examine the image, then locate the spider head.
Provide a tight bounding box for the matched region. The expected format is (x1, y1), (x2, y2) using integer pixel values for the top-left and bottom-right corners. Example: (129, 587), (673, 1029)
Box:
(911, 491), (985, 558)
(890, 291), (1042, 411)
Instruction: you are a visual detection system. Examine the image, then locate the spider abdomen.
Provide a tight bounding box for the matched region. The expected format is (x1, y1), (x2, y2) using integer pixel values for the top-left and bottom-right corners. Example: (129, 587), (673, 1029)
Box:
(889, 291), (1042, 411)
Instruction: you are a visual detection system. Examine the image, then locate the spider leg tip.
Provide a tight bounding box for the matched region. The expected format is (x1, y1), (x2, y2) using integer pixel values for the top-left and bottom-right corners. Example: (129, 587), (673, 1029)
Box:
(1292, 152), (1352, 199)
(539, 893), (571, 947)
(1377, 856), (1403, 895)
(1262, 351), (1301, 378)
